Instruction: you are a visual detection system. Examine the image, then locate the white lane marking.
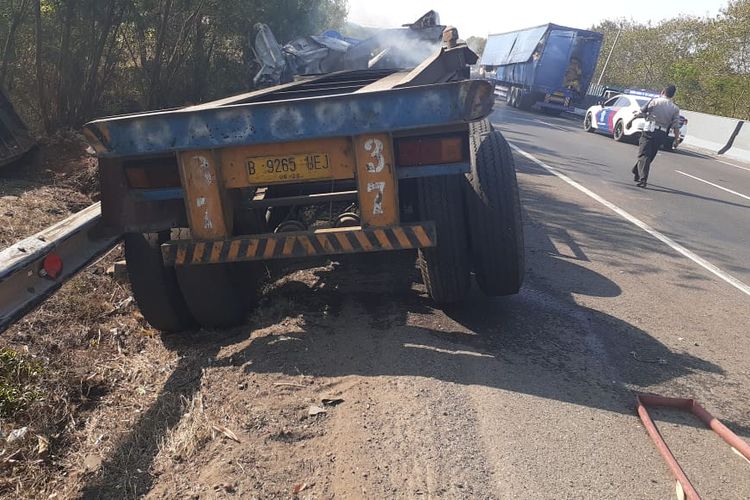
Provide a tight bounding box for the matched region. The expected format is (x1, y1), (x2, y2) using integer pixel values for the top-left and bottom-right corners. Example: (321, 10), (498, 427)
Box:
(509, 142), (750, 298)
(675, 170), (750, 202)
(534, 119), (569, 132)
(716, 159), (750, 173)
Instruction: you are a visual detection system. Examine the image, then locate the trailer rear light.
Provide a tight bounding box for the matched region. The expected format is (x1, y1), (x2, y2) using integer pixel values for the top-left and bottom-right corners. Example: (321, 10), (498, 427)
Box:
(395, 135), (467, 167)
(40, 253), (63, 280)
(123, 157), (181, 189)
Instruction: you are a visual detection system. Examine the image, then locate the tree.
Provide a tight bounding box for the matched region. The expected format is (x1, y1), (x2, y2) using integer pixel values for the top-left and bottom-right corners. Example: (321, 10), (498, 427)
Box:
(0, 0), (32, 88)
(0, 0), (349, 132)
(591, 3), (750, 120)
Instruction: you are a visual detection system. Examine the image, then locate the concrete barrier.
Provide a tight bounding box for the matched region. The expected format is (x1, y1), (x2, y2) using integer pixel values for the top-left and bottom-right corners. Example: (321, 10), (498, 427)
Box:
(723, 122), (750, 163)
(680, 110), (742, 154)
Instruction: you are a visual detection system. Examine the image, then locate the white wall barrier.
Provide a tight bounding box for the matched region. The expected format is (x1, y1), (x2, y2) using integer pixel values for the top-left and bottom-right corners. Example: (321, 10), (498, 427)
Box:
(680, 110), (742, 155)
(722, 121), (750, 163)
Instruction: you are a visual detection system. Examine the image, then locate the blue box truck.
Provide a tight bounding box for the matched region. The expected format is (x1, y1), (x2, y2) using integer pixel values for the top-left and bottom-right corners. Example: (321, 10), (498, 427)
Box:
(479, 24), (603, 113)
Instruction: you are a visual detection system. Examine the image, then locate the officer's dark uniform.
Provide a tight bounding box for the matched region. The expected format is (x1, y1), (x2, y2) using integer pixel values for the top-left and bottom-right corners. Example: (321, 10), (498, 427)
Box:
(630, 90), (681, 187)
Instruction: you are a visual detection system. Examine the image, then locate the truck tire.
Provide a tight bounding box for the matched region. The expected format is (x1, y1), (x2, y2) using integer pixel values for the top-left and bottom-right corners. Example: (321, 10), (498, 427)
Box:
(506, 88), (515, 107)
(465, 121), (525, 296)
(416, 175), (471, 304)
(172, 229), (250, 329)
(124, 232), (196, 333)
(584, 113), (595, 132)
(517, 91), (532, 111)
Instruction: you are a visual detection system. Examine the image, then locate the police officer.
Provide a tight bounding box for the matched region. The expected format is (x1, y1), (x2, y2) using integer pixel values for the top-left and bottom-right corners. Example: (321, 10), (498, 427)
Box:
(628, 85), (681, 188)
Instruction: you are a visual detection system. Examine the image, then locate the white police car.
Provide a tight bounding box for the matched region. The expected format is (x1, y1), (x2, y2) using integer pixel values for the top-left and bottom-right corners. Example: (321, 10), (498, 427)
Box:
(583, 91), (688, 150)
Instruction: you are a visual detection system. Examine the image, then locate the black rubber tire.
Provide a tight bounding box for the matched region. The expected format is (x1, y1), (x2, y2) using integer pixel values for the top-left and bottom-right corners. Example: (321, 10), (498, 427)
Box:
(172, 229), (250, 329)
(517, 91), (531, 111)
(613, 120), (626, 142)
(506, 88), (514, 107)
(465, 121), (525, 296)
(416, 175), (471, 304)
(584, 113), (595, 132)
(124, 232), (196, 333)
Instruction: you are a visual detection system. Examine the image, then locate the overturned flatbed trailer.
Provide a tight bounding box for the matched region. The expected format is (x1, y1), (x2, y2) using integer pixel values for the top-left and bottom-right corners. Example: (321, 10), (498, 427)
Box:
(83, 29), (526, 333)
(0, 89), (35, 167)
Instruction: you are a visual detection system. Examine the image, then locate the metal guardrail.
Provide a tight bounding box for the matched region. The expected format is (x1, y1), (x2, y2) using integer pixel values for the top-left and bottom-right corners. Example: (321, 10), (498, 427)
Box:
(0, 202), (121, 333)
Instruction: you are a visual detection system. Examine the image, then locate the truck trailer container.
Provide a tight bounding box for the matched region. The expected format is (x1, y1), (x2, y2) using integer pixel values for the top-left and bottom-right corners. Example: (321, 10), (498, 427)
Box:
(480, 24), (603, 113)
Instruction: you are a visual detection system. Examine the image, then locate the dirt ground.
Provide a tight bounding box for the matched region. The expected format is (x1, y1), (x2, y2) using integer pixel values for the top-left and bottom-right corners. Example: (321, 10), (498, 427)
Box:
(0, 140), (458, 498)
(0, 132), (98, 248)
(1, 135), (749, 499)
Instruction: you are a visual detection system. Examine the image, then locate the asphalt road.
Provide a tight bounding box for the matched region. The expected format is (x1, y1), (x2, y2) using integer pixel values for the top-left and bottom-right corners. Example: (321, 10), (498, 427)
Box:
(129, 104), (750, 498)
(34, 100), (750, 498)
(493, 103), (750, 287)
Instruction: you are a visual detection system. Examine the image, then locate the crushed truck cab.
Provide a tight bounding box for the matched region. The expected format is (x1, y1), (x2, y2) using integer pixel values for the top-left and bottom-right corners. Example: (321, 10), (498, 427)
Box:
(84, 38), (525, 332)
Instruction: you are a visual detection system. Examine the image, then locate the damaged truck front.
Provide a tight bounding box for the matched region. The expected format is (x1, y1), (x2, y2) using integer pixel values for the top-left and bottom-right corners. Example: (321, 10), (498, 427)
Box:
(0, 89), (35, 168)
(84, 23), (525, 332)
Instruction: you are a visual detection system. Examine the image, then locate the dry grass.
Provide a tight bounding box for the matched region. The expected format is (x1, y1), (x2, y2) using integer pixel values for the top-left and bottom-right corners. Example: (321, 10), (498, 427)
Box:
(1, 137), (353, 498)
(0, 137), (183, 498)
(0, 185), (92, 249)
(0, 130), (97, 249)
(0, 249), (172, 498)
(157, 393), (212, 465)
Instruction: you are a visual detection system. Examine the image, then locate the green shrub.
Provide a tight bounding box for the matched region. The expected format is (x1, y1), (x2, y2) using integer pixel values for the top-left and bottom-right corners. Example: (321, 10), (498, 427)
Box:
(0, 348), (44, 418)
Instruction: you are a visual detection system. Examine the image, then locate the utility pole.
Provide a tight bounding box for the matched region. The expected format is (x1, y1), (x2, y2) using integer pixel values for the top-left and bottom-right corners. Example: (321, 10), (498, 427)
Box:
(597, 27), (622, 86)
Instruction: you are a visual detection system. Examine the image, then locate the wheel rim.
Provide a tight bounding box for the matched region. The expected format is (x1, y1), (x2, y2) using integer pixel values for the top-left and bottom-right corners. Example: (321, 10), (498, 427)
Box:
(585, 114), (591, 130)
(615, 122), (622, 139)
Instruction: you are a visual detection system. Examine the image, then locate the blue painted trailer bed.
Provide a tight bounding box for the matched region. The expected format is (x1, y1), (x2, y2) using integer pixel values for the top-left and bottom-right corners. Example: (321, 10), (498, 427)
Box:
(84, 76), (493, 158)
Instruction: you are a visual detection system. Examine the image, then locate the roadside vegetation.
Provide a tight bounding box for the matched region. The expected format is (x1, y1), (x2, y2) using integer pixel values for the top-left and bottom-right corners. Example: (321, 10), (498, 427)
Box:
(0, 347), (44, 418)
(0, 0), (348, 134)
(0, 2), (349, 496)
(593, 0), (750, 119)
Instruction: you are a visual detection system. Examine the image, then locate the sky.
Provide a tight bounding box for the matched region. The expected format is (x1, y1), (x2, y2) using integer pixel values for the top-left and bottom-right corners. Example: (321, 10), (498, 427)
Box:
(347, 0), (727, 38)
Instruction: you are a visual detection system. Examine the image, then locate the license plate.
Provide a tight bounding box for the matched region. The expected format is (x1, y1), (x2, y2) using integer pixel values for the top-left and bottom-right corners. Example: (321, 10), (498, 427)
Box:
(246, 153), (331, 184)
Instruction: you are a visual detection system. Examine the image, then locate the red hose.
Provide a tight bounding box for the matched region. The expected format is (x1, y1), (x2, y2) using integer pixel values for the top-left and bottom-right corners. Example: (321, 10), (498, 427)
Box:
(635, 395), (700, 499)
(635, 393), (750, 500)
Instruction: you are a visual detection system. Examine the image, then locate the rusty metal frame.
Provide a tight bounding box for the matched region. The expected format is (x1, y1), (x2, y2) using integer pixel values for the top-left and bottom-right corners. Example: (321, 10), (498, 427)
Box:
(352, 133), (399, 227)
(635, 393), (750, 500)
(161, 222), (436, 266)
(84, 79), (493, 159)
(394, 44), (478, 87)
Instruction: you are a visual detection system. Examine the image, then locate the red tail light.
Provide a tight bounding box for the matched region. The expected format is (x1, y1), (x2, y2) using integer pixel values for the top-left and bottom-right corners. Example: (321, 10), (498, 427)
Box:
(395, 135), (467, 167)
(41, 253), (63, 279)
